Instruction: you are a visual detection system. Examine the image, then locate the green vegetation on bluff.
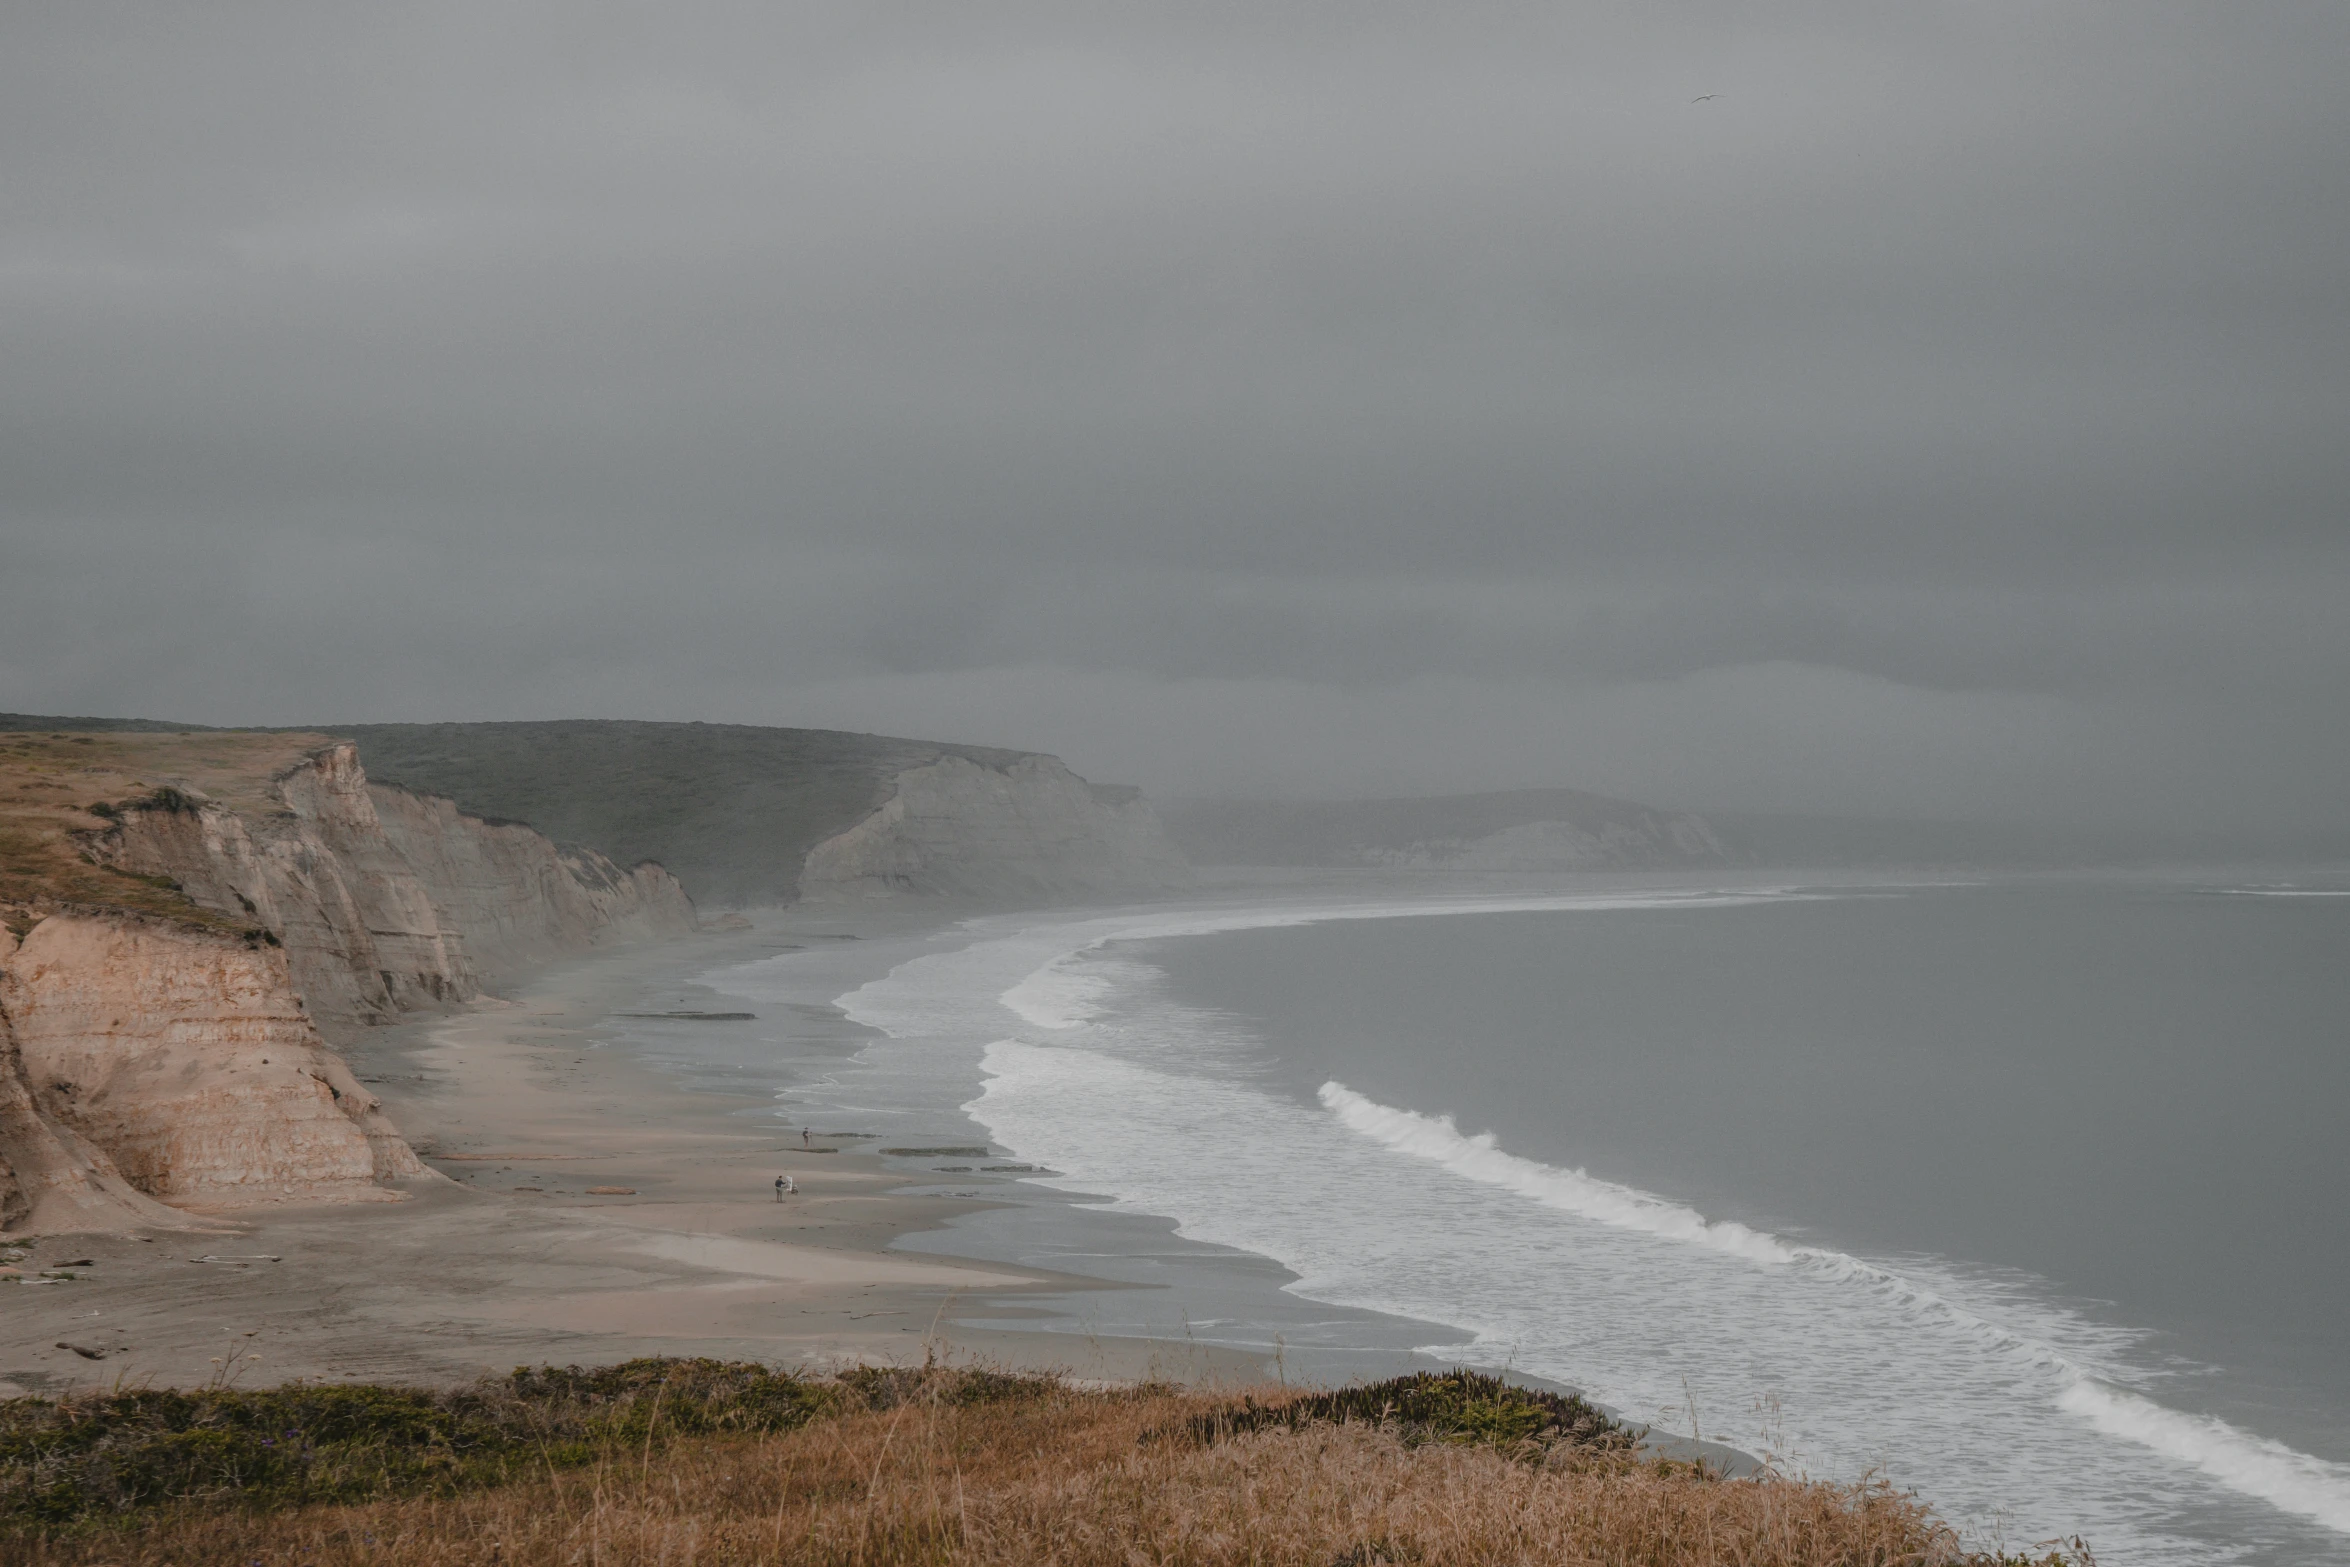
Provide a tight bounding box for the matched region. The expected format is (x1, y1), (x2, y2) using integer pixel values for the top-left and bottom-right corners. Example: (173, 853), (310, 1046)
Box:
(1, 1364), (1614, 1532)
(0, 728), (330, 935)
(1183, 1369), (1634, 1454)
(301, 721), (1039, 907)
(2, 1360), (1035, 1530)
(2, 1361), (2087, 1564)
(2, 714), (1167, 908)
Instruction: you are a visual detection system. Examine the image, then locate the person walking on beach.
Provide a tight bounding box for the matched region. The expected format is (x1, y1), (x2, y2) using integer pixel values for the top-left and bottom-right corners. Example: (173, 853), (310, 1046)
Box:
(774, 1174), (796, 1201)
(802, 1126), (811, 1148)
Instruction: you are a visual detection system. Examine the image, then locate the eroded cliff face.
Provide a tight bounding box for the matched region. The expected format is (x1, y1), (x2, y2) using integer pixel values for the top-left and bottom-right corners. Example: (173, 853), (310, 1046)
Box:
(0, 741), (696, 1231)
(0, 915), (423, 1221)
(94, 749), (470, 1033)
(97, 743), (695, 1034)
(368, 784), (696, 982)
(799, 754), (1193, 902)
(0, 923), (192, 1233)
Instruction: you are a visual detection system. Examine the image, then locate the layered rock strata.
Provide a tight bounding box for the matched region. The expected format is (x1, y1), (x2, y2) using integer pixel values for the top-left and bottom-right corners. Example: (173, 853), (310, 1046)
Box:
(95, 743), (695, 1035)
(1, 915), (423, 1219)
(0, 922), (191, 1233)
(0, 741), (695, 1231)
(367, 784), (694, 982)
(798, 754), (1194, 902)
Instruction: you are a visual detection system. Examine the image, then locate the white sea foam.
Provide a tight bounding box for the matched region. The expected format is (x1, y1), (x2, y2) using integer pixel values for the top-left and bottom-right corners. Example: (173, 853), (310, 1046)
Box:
(1319, 1082), (1796, 1267)
(998, 960), (1117, 1030)
(969, 1038), (2145, 1551)
(2216, 888), (2350, 898)
(805, 887), (2350, 1563)
(2058, 1380), (2350, 1536)
(1323, 1080), (2350, 1540)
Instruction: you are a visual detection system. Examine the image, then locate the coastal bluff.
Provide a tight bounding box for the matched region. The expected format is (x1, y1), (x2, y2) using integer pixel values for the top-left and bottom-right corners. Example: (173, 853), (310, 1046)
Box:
(0, 713), (1189, 1233)
(797, 753), (1191, 901)
(0, 727), (694, 1233)
(1162, 787), (1725, 871)
(332, 720), (1194, 907)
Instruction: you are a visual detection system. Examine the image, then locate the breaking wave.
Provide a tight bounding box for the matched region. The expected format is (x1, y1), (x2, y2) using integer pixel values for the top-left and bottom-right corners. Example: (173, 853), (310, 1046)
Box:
(806, 885), (2350, 1562)
(1318, 1082), (1796, 1266)
(1320, 1081), (2350, 1538)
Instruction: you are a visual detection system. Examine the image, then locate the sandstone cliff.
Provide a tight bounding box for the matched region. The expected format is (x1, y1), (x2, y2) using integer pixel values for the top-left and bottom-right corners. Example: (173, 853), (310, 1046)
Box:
(1, 914), (424, 1219)
(92, 743), (695, 1035)
(0, 730), (695, 1231)
(0, 921), (192, 1233)
(368, 784), (695, 981)
(798, 754), (1194, 902)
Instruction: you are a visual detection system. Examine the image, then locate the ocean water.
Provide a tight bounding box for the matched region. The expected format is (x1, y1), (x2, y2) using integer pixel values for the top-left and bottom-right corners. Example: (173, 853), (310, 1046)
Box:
(716, 878), (2350, 1565)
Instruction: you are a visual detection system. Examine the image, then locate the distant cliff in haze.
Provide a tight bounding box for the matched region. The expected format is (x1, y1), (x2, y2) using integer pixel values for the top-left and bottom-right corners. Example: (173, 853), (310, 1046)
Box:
(0, 724), (692, 1232)
(0, 710), (1192, 1232)
(1162, 788), (1726, 870)
(333, 720), (1191, 907)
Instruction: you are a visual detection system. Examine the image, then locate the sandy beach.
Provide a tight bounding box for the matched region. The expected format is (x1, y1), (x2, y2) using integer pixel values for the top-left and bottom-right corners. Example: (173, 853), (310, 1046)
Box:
(0, 904), (1264, 1399)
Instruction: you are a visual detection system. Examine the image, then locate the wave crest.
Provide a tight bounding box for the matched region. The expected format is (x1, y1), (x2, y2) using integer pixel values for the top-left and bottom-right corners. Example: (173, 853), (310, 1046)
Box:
(1322, 1079), (2350, 1536)
(1318, 1081), (1795, 1267)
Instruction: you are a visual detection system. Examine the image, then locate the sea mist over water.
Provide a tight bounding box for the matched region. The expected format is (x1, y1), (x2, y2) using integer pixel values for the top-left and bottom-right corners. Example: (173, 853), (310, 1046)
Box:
(801, 881), (2350, 1565)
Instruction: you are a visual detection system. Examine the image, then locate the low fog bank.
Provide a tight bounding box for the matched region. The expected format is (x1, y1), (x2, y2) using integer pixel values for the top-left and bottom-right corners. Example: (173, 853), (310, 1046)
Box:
(1699, 812), (2350, 872)
(8, 695), (2344, 876)
(1165, 791), (2350, 875)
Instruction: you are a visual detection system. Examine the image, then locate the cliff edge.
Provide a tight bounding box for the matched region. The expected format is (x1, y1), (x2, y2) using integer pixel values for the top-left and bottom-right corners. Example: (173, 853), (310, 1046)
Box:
(0, 727), (694, 1232)
(331, 720), (1192, 907)
(798, 753), (1192, 901)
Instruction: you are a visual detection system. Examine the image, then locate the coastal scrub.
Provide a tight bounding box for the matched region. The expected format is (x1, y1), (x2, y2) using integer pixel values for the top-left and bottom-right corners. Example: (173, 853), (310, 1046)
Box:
(2, 1360), (2088, 1565)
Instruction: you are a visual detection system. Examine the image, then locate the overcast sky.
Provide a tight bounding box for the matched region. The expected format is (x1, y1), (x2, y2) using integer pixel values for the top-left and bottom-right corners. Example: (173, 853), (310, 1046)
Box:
(4, 3), (2345, 831)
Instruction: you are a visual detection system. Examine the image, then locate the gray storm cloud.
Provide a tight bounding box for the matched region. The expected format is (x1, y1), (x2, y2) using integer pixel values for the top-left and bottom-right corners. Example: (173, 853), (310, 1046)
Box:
(3, 3), (2345, 834)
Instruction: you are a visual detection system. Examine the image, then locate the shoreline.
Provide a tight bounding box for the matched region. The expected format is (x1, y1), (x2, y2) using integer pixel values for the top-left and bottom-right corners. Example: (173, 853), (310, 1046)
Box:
(2, 873), (1769, 1472)
(863, 871), (2350, 1556)
(18, 871), (2350, 1552)
(0, 902), (1272, 1397)
(685, 875), (1784, 1472)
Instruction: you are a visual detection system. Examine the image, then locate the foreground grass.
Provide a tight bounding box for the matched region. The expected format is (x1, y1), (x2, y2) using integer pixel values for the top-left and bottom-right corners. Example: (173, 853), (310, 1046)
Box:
(3, 1362), (2083, 1566)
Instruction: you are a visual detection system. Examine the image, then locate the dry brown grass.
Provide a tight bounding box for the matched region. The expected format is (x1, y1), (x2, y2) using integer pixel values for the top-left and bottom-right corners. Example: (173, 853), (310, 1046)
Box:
(0, 729), (331, 932)
(11, 1379), (2055, 1567)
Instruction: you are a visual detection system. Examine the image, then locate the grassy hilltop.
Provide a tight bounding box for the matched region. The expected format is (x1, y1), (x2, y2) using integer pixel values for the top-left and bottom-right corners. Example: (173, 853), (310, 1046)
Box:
(1, 716), (1073, 909)
(0, 726), (332, 936)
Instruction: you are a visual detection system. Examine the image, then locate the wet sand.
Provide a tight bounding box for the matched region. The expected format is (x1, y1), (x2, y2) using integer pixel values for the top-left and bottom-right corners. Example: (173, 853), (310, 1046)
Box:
(0, 907), (1261, 1399)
